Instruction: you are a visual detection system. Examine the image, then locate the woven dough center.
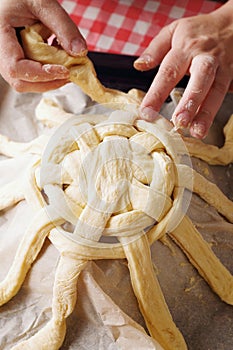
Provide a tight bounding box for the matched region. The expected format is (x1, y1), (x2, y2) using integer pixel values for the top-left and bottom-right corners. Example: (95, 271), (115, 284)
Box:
(40, 110), (182, 246)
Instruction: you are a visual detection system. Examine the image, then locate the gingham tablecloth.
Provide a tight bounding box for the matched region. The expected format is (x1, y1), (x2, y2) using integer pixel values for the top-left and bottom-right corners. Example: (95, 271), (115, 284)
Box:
(59, 0), (222, 56)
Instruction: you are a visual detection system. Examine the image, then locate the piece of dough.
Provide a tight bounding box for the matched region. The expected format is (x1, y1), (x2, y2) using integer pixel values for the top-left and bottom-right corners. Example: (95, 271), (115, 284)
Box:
(20, 24), (142, 110)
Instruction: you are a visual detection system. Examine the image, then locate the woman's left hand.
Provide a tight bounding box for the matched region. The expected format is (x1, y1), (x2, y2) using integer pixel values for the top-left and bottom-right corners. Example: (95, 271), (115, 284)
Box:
(134, 3), (233, 139)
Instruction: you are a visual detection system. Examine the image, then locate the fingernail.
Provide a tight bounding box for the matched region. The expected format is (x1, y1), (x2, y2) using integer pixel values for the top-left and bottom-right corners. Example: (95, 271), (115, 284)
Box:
(139, 106), (159, 122)
(43, 64), (69, 75)
(134, 54), (153, 69)
(71, 38), (87, 56)
(173, 111), (190, 129)
(191, 121), (207, 139)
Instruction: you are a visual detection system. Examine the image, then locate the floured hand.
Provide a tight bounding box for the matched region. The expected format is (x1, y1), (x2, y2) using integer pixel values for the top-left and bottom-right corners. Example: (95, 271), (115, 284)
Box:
(0, 0), (87, 92)
(135, 1), (233, 139)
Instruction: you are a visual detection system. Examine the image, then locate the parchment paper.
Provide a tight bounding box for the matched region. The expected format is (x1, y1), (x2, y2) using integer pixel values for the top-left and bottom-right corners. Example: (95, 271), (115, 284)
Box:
(0, 78), (232, 350)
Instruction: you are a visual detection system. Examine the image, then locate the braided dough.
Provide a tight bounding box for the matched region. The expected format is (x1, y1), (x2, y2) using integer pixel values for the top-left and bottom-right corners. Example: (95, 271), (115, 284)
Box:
(0, 23), (232, 350)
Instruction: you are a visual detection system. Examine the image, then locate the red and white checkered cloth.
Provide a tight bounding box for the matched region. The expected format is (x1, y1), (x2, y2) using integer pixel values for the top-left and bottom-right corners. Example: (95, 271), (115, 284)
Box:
(59, 0), (222, 56)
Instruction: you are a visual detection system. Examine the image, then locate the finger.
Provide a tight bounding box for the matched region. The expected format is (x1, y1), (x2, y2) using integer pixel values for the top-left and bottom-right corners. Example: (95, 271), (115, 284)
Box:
(11, 60), (70, 81)
(190, 69), (231, 139)
(10, 78), (69, 93)
(0, 25), (29, 82)
(229, 81), (233, 91)
(134, 25), (172, 71)
(139, 49), (190, 120)
(171, 54), (218, 129)
(31, 0), (87, 56)
(0, 25), (24, 64)
(0, 26), (70, 84)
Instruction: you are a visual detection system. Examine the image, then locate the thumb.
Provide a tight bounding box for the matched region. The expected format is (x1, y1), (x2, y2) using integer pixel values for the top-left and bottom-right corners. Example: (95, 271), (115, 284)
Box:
(31, 0), (87, 56)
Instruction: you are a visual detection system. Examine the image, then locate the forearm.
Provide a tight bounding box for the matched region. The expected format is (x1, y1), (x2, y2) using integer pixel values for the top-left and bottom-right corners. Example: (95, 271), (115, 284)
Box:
(212, 0), (233, 20)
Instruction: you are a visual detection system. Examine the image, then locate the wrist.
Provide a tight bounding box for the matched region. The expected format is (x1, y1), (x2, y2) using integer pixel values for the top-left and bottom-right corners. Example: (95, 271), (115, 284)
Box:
(212, 0), (233, 22)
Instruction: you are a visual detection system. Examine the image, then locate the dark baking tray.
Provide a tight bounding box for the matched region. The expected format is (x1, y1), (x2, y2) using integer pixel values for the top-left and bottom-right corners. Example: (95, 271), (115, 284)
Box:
(88, 51), (189, 93)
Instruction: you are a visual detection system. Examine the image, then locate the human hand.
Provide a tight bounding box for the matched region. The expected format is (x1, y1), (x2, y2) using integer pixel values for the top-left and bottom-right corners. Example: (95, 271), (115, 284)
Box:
(0, 0), (87, 92)
(134, 2), (233, 139)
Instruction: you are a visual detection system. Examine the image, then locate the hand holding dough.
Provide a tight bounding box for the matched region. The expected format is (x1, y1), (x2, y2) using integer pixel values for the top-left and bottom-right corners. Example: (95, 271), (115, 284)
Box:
(20, 24), (143, 110)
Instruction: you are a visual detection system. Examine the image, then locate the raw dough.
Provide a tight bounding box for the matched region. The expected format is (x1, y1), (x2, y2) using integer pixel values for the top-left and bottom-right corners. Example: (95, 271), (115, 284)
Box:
(0, 101), (233, 349)
(20, 24), (142, 110)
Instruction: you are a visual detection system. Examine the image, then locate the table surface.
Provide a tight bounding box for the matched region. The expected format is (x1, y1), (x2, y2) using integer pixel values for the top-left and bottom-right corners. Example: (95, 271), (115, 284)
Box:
(59, 0), (222, 56)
